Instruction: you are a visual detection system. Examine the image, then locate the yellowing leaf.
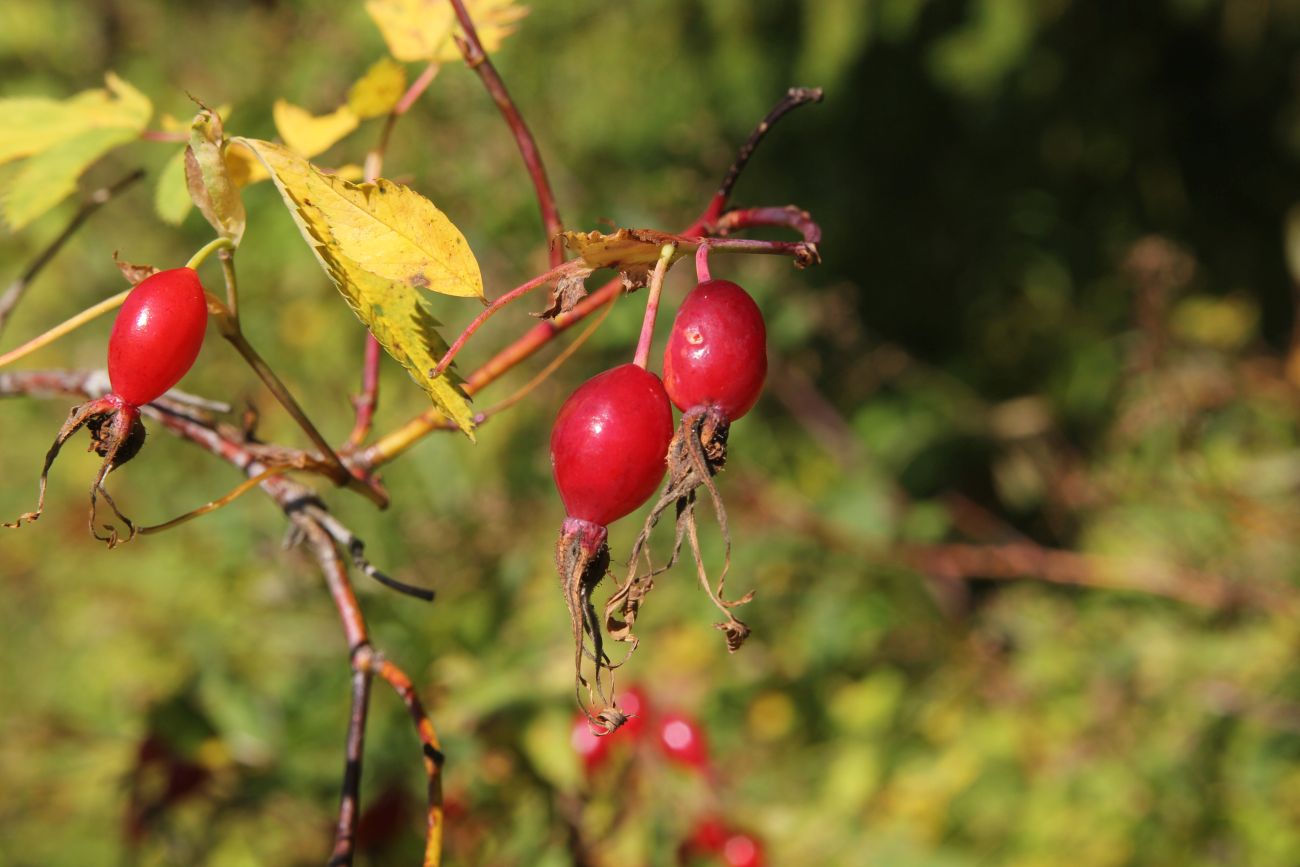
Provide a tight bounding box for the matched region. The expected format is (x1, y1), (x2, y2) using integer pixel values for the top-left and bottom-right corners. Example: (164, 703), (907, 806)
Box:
(347, 57), (409, 119)
(223, 140), (269, 187)
(366, 0), (527, 63)
(155, 146), (191, 225)
(185, 110), (245, 244)
(0, 72), (151, 229)
(234, 137), (481, 433)
(561, 227), (691, 287)
(0, 72), (151, 165)
(237, 138), (483, 298)
(272, 100), (359, 158)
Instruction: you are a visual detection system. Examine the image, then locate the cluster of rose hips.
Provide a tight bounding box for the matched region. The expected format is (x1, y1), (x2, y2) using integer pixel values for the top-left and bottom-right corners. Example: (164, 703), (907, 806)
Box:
(550, 274), (767, 722)
(6, 267), (210, 543)
(569, 686), (766, 867)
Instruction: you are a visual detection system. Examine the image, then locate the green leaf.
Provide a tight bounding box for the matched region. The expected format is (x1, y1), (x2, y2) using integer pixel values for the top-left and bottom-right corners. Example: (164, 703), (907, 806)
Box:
(3, 127), (135, 229)
(0, 72), (151, 166)
(154, 146), (191, 225)
(0, 72), (151, 229)
(185, 109), (245, 244)
(234, 137), (480, 435)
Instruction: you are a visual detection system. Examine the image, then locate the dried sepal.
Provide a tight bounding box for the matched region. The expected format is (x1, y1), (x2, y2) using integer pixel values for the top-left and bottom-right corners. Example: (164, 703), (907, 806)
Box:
(533, 267), (593, 319)
(604, 405), (754, 655)
(556, 517), (615, 723)
(4, 396), (145, 548)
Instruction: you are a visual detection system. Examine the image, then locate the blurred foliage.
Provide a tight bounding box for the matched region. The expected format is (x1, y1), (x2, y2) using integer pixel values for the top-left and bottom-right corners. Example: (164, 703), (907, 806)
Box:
(4, 1), (1300, 865)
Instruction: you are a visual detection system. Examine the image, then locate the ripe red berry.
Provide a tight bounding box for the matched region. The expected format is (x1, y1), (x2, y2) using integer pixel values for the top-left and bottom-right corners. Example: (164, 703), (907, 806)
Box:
(663, 279), (766, 421)
(108, 268), (209, 407)
(657, 712), (711, 771)
(550, 363), (674, 527)
(721, 832), (765, 867)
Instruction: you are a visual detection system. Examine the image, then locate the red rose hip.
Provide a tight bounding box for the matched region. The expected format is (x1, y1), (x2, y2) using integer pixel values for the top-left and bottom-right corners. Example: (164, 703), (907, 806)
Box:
(108, 267), (209, 407)
(550, 363), (674, 527)
(663, 279), (766, 421)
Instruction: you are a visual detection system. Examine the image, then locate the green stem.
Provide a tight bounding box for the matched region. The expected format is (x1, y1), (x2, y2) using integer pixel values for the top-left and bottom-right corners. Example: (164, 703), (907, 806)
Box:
(186, 237), (236, 271)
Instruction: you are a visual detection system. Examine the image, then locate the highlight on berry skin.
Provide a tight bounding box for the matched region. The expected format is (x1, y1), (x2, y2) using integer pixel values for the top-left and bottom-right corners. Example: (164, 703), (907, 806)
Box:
(4, 267), (210, 547)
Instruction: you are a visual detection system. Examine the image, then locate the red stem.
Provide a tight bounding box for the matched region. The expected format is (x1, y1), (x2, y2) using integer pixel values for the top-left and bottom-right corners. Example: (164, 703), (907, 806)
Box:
(431, 259), (586, 378)
(695, 242), (712, 284)
(447, 0), (564, 265)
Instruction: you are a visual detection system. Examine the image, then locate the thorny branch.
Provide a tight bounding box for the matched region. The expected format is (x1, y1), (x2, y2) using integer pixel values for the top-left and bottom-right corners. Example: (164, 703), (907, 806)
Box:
(0, 369), (444, 867)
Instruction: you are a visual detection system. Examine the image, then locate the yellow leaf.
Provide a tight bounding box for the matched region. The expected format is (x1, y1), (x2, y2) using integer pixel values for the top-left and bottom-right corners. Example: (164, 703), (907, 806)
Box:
(347, 57), (409, 119)
(223, 140), (269, 187)
(0, 71), (151, 166)
(272, 100), (359, 158)
(561, 227), (691, 287)
(366, 0), (527, 63)
(237, 138), (483, 298)
(185, 110), (245, 244)
(234, 137), (481, 433)
(155, 146), (191, 225)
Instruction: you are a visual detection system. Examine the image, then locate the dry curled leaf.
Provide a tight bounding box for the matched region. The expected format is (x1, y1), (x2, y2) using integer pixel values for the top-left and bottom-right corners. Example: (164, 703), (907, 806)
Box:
(533, 268), (593, 319)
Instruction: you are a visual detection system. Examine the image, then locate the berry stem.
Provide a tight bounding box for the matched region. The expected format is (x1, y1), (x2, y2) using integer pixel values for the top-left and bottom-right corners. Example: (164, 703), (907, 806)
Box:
(706, 86), (824, 221)
(695, 242), (713, 284)
(431, 258), (589, 378)
(446, 0), (564, 267)
(632, 244), (678, 370)
(0, 168), (144, 338)
(0, 288), (131, 369)
(185, 236), (236, 271)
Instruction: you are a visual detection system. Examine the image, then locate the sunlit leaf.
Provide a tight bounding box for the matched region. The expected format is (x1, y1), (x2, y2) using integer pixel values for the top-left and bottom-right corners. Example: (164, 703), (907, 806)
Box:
(0, 72), (151, 166)
(272, 100), (359, 158)
(184, 109), (245, 244)
(234, 137), (480, 434)
(365, 0), (528, 63)
(154, 146), (191, 225)
(0, 73), (151, 229)
(347, 57), (409, 119)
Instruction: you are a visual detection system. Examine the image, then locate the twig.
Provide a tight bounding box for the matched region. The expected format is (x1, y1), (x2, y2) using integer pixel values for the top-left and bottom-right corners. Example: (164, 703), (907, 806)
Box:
(707, 87), (823, 221)
(0, 169), (145, 337)
(0, 288), (131, 369)
(329, 668), (374, 867)
(447, 0), (563, 265)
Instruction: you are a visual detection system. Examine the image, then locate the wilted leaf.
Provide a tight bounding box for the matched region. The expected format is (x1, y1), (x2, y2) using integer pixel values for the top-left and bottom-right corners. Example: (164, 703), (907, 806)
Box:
(366, 0), (528, 63)
(533, 268), (593, 319)
(347, 57), (409, 118)
(234, 137), (480, 433)
(0, 72), (151, 166)
(561, 228), (691, 289)
(0, 73), (152, 229)
(272, 100), (359, 158)
(155, 147), (191, 225)
(113, 252), (159, 285)
(185, 110), (245, 244)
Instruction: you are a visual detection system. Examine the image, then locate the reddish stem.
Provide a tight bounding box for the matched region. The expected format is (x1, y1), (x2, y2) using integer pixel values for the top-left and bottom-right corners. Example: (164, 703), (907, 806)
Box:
(447, 0), (564, 265)
(716, 205), (822, 246)
(431, 259), (586, 378)
(347, 335), (383, 447)
(712, 87), (823, 208)
(632, 245), (676, 369)
(695, 242), (712, 284)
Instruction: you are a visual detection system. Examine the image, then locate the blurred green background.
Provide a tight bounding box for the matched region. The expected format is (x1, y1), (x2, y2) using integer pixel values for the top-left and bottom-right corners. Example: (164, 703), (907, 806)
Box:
(5, 1), (1300, 865)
